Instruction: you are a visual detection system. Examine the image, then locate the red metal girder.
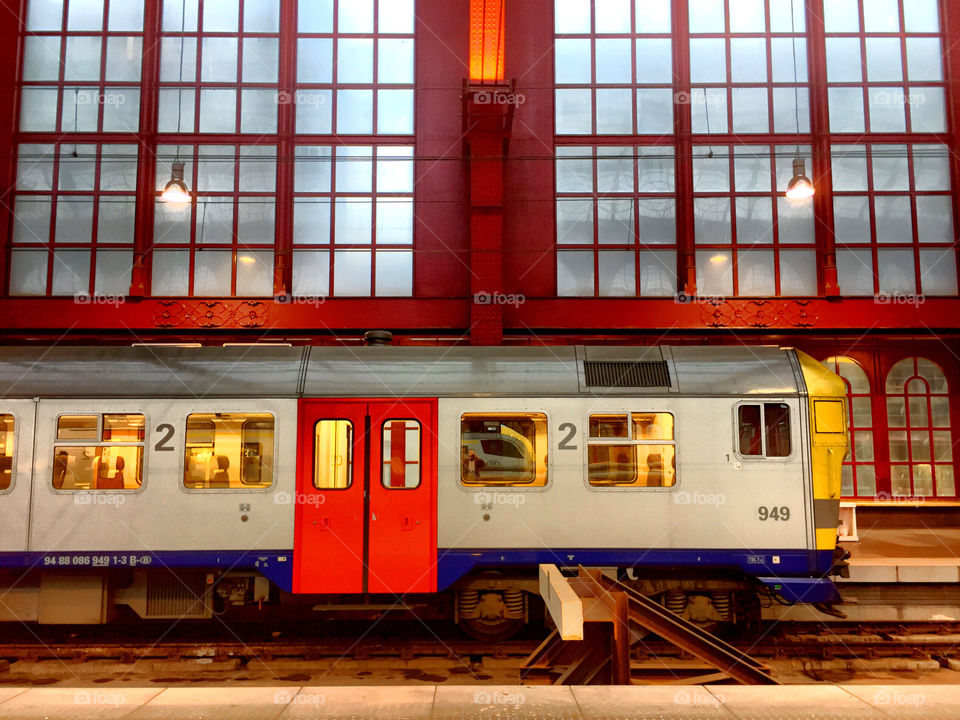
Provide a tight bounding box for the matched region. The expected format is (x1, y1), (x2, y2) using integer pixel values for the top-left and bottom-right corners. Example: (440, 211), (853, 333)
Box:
(942, 0), (960, 288)
(274, 0), (296, 297)
(672, 0), (696, 295)
(0, 0), (23, 296)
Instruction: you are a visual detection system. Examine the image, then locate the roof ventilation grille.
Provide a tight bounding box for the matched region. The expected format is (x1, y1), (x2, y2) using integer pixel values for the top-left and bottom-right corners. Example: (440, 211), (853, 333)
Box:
(584, 361), (671, 388)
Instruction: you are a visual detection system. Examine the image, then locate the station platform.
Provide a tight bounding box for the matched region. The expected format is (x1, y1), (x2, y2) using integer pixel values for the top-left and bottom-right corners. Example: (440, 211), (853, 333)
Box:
(842, 527), (960, 583)
(0, 684), (956, 719)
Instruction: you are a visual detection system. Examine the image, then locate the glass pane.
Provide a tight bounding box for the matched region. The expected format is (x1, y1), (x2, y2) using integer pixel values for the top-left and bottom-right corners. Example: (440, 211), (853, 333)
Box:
(734, 90), (771, 133)
(598, 251), (636, 296)
(339, 0), (372, 33)
(0, 414), (12, 490)
(864, 0), (900, 31)
(379, 38), (414, 84)
(637, 199), (675, 245)
(771, 38), (807, 83)
(194, 250), (233, 295)
(696, 250), (733, 296)
(53, 446), (143, 490)
(905, 0), (941, 33)
(738, 405), (763, 455)
(294, 200), (331, 245)
(557, 199), (594, 245)
(690, 39), (726, 83)
(102, 414), (145, 442)
(913, 464), (934, 496)
(731, 38), (767, 82)
(891, 464), (911, 496)
(588, 444), (676, 487)
(636, 88), (674, 134)
(824, 0), (860, 32)
(918, 358), (949, 393)
(596, 39), (631, 83)
(738, 249), (775, 297)
(336, 147), (373, 192)
(931, 396), (951, 428)
(556, 147), (593, 193)
(590, 414), (629, 438)
(20, 88), (59, 132)
(693, 152), (730, 193)
(854, 431), (875, 462)
(242, 38), (278, 83)
(377, 89), (414, 134)
(911, 431), (931, 462)
(913, 146), (951, 191)
(298, 38), (333, 83)
(907, 38), (943, 82)
(779, 250), (817, 296)
(334, 198), (372, 244)
(595, 0), (630, 32)
(332, 250), (372, 296)
(299, 0), (332, 32)
(841, 463), (854, 497)
(27, 0), (63, 31)
(833, 197), (871, 244)
(639, 250), (677, 296)
(382, 420), (420, 489)
(375, 251), (413, 296)
(292, 250), (330, 296)
(636, 0), (671, 32)
(636, 39), (672, 84)
(336, 89), (373, 134)
(460, 413), (548, 487)
(597, 199), (634, 244)
(836, 249), (874, 296)
(910, 87), (947, 133)
(889, 430), (909, 461)
(729, 0), (765, 33)
(735, 197), (774, 245)
(151, 250), (189, 295)
(201, 37), (238, 82)
(873, 197), (912, 244)
(908, 396), (929, 427)
(556, 89), (592, 134)
(558, 251), (594, 296)
(236, 250), (274, 297)
(777, 198), (814, 245)
(916, 198), (953, 244)
(51, 250), (90, 296)
(105, 37), (142, 82)
(851, 395), (872, 425)
(935, 465), (955, 497)
(379, 0), (414, 33)
(240, 89), (278, 133)
(244, 0), (279, 32)
(9, 251), (48, 296)
(199, 89), (237, 133)
(58, 415), (98, 441)
(633, 413), (673, 440)
(94, 250), (132, 295)
(13, 197), (52, 245)
(887, 359), (915, 393)
(67, 0), (104, 30)
(829, 88), (865, 133)
(202, 0), (238, 32)
(866, 38), (903, 82)
(765, 403), (791, 457)
(596, 88), (633, 134)
(872, 148), (910, 191)
(933, 432), (953, 462)
(184, 413), (275, 489)
(877, 249), (916, 295)
(556, 0), (590, 33)
(694, 198), (732, 243)
(337, 38), (372, 83)
(855, 465), (877, 498)
(689, 0), (725, 33)
(376, 198), (413, 244)
(23, 37), (64, 82)
(377, 146), (414, 192)
(295, 146), (332, 192)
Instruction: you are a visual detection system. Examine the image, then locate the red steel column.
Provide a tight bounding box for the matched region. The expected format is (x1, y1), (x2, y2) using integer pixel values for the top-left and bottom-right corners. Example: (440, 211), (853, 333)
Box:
(807, 0), (839, 295)
(130, 0), (161, 296)
(0, 0), (23, 294)
(274, 0), (296, 296)
(464, 89), (513, 345)
(673, 0), (696, 296)
(941, 0), (960, 288)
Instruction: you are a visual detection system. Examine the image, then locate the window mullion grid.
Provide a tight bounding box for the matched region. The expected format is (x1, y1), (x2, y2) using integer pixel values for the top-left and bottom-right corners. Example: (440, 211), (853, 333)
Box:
(591, 147), (600, 295)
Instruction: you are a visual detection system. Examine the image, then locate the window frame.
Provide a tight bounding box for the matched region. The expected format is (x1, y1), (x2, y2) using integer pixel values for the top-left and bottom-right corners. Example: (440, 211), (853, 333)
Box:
(583, 409), (679, 491)
(180, 410), (277, 492)
(51, 411), (147, 492)
(311, 417), (355, 491)
(0, 412), (17, 494)
(458, 411), (551, 490)
(733, 400), (795, 461)
(380, 418), (421, 490)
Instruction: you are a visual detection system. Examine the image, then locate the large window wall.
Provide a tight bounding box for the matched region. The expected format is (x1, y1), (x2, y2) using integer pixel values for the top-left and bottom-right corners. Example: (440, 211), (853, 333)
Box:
(554, 0), (959, 300)
(9, 0), (416, 298)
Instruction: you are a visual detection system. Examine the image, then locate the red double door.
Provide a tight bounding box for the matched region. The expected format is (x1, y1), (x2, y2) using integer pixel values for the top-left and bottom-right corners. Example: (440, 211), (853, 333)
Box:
(293, 399), (437, 594)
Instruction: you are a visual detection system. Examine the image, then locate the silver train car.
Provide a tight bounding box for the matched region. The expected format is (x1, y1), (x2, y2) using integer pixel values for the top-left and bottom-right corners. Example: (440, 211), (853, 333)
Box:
(0, 345), (848, 634)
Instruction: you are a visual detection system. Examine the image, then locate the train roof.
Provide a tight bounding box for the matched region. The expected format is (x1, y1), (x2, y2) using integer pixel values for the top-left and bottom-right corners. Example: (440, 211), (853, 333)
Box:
(0, 345), (805, 399)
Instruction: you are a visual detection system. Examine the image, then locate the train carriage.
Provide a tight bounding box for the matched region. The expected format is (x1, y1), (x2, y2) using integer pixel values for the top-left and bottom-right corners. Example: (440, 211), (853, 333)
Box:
(0, 344), (847, 632)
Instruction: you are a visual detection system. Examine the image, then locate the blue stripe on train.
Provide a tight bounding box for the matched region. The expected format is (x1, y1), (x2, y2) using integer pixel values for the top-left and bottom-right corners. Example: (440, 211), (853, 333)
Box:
(0, 551), (295, 591)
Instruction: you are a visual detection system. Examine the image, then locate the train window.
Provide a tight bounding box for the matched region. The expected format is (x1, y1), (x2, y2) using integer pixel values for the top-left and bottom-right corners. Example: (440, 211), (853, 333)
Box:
(183, 413), (275, 490)
(382, 420), (421, 489)
(0, 415), (13, 491)
(57, 415), (98, 441)
(738, 403), (792, 458)
(460, 413), (548, 487)
(53, 413), (144, 490)
(314, 420), (353, 490)
(587, 412), (676, 488)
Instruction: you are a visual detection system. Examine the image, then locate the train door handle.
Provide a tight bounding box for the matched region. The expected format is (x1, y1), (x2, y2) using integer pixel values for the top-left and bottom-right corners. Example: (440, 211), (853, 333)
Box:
(402, 517), (413, 531)
(318, 517), (330, 531)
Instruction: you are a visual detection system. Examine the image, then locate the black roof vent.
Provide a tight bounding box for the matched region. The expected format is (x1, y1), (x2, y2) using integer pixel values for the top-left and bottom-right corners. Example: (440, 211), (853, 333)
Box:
(584, 361), (671, 388)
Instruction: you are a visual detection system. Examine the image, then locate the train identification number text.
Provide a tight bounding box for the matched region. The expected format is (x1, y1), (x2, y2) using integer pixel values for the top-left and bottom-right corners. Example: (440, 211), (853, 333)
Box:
(758, 506), (791, 521)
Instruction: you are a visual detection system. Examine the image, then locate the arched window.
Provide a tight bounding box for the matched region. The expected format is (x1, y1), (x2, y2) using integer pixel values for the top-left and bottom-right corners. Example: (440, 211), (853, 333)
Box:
(886, 358), (954, 498)
(822, 356), (875, 498)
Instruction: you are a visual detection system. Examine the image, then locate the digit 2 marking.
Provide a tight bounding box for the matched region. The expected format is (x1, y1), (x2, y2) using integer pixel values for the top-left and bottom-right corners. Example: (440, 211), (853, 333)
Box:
(155, 424), (175, 452)
(559, 423), (578, 450)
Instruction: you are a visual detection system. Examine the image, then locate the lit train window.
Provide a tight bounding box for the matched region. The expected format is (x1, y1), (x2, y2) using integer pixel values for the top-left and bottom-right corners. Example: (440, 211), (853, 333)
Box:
(460, 413), (548, 487)
(737, 403), (791, 458)
(53, 413), (144, 490)
(0, 415), (13, 491)
(382, 420), (420, 489)
(314, 419), (353, 490)
(183, 413), (274, 490)
(587, 412), (676, 488)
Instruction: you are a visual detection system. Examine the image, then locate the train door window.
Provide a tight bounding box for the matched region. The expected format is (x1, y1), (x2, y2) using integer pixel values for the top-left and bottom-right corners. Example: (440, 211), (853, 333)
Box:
(314, 420), (353, 490)
(53, 413), (144, 490)
(588, 412), (676, 488)
(460, 413), (548, 487)
(382, 420), (421, 489)
(0, 414), (13, 491)
(183, 413), (275, 490)
(737, 403), (791, 458)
